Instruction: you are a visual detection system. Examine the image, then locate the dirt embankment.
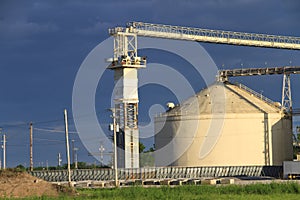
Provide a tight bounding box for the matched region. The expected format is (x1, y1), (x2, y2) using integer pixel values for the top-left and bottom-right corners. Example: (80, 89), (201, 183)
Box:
(0, 169), (73, 198)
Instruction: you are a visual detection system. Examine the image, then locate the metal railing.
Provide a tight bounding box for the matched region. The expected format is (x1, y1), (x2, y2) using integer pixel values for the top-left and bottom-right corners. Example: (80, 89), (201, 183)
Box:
(30, 165), (282, 182)
(234, 83), (281, 109)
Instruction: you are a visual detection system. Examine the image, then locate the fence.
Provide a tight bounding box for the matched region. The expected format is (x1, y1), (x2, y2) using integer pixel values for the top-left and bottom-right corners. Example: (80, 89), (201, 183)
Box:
(30, 165), (282, 182)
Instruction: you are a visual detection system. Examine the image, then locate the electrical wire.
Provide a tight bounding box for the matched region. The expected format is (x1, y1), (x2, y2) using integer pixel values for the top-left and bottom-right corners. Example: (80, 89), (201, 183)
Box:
(0, 110), (104, 128)
(34, 138), (65, 142)
(33, 127), (78, 134)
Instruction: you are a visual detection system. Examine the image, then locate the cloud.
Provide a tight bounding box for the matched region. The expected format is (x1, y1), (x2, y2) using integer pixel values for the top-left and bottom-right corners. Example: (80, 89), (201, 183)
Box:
(0, 19), (59, 39)
(76, 21), (113, 36)
(282, 0), (300, 11)
(0, 0), (59, 40)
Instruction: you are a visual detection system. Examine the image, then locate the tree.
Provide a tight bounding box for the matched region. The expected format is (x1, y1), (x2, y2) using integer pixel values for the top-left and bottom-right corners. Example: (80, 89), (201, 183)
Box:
(148, 147), (155, 152)
(139, 143), (155, 167)
(139, 142), (146, 153)
(15, 164), (26, 171)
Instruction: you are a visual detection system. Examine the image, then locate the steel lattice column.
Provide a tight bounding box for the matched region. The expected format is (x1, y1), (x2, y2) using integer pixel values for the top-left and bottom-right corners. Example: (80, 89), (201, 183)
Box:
(281, 74), (292, 112)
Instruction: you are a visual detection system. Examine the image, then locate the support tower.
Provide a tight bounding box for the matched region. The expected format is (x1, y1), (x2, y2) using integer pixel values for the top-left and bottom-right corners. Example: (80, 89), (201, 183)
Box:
(108, 27), (146, 168)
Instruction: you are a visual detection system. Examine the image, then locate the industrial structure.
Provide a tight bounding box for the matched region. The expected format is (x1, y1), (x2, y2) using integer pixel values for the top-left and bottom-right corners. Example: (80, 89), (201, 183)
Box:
(155, 65), (300, 167)
(107, 28), (146, 168)
(218, 66), (300, 112)
(155, 81), (293, 166)
(107, 22), (300, 169)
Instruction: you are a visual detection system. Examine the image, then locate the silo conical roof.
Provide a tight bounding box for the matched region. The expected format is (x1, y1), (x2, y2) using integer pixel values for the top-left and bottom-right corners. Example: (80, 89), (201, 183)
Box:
(166, 82), (281, 116)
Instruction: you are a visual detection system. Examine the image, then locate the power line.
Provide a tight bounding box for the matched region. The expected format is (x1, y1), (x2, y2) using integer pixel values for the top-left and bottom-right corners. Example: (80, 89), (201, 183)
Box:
(34, 138), (65, 142)
(34, 127), (78, 134)
(6, 144), (28, 147)
(30, 143), (66, 146)
(0, 122), (28, 128)
(0, 110), (104, 128)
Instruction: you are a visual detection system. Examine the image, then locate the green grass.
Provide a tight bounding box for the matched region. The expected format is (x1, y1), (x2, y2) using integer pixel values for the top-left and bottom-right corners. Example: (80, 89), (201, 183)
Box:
(2, 182), (300, 200)
(77, 182), (300, 200)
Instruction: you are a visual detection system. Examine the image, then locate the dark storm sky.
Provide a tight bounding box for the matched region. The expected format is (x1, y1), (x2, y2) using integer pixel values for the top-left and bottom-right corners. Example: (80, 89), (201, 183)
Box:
(1, 0), (300, 167)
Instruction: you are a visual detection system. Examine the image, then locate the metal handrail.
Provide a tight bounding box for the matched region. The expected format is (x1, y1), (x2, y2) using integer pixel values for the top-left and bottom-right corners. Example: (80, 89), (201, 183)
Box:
(235, 83), (280, 108)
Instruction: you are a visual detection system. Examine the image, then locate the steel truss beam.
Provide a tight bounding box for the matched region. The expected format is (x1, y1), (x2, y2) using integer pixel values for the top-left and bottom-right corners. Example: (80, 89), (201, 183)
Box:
(218, 66), (300, 112)
(127, 22), (300, 50)
(218, 66), (300, 82)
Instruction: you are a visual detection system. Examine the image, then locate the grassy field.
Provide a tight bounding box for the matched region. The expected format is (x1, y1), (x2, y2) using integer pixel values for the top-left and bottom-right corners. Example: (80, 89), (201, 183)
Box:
(77, 183), (300, 200)
(3, 182), (300, 200)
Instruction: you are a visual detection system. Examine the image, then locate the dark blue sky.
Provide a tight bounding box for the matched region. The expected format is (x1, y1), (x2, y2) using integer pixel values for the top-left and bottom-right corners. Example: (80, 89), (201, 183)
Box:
(1, 0), (300, 167)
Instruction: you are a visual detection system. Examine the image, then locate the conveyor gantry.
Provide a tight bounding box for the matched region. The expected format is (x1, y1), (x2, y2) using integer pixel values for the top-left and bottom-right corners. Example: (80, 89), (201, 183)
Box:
(218, 66), (300, 112)
(218, 66), (300, 82)
(126, 21), (300, 50)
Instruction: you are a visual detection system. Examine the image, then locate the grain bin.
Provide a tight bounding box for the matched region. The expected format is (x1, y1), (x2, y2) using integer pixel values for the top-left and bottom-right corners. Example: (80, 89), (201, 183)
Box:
(154, 82), (293, 167)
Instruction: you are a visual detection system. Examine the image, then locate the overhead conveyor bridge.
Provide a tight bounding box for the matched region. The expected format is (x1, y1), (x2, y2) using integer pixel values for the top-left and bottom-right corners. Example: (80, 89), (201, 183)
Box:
(218, 66), (300, 82)
(217, 66), (300, 112)
(124, 21), (300, 50)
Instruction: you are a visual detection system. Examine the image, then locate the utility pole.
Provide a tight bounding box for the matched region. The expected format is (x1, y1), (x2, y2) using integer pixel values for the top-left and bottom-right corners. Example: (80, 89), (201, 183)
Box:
(58, 153), (62, 167)
(64, 109), (72, 186)
(110, 108), (119, 187)
(72, 140), (78, 169)
(2, 134), (6, 170)
(29, 122), (33, 171)
(74, 148), (78, 169)
(99, 143), (105, 167)
(72, 139), (75, 168)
